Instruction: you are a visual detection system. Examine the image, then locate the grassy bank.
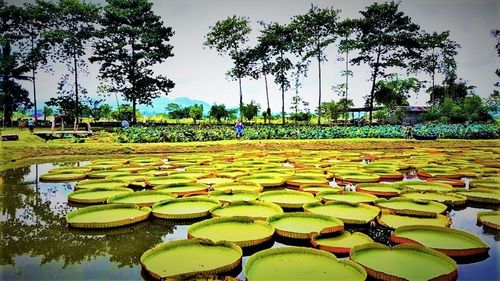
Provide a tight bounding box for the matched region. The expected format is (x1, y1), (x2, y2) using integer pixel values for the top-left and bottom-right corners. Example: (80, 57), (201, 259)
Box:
(1, 128), (499, 171)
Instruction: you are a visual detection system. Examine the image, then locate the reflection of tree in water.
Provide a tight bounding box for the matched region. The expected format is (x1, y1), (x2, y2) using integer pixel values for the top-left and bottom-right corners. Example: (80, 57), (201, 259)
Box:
(1, 166), (174, 269)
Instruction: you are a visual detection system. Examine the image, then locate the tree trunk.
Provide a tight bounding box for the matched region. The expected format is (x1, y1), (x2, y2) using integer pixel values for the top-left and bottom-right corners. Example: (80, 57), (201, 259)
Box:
(238, 76), (243, 122)
(369, 51), (381, 124)
(281, 85), (285, 125)
(264, 71), (270, 124)
(317, 53), (322, 125)
(345, 48), (349, 122)
(73, 51), (79, 124)
(132, 98), (137, 124)
(31, 36), (37, 121)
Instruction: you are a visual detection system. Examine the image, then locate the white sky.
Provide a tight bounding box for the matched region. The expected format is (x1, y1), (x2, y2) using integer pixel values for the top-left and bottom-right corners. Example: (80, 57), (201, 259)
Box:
(11, 0), (500, 113)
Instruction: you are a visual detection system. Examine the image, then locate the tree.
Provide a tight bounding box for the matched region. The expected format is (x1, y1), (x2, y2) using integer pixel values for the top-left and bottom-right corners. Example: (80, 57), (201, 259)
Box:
(43, 0), (99, 124)
(90, 0), (175, 124)
(259, 22), (296, 124)
(321, 100), (342, 123)
(292, 5), (340, 125)
(188, 104), (203, 124)
(42, 105), (53, 121)
(45, 74), (89, 123)
(111, 104), (134, 122)
(204, 16), (251, 121)
(374, 75), (421, 108)
(85, 97), (111, 122)
(166, 103), (189, 121)
(241, 100), (260, 121)
(16, 1), (55, 120)
(427, 77), (475, 105)
(209, 103), (229, 123)
(351, 1), (421, 123)
(491, 29), (500, 99)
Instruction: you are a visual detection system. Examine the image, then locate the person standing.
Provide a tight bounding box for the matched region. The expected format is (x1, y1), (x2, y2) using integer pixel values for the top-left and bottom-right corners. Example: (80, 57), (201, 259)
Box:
(235, 120), (244, 139)
(27, 118), (34, 134)
(121, 119), (130, 128)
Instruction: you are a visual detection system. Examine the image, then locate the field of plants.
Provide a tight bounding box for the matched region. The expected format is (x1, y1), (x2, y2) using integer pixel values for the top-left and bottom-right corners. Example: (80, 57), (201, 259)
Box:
(115, 123), (500, 143)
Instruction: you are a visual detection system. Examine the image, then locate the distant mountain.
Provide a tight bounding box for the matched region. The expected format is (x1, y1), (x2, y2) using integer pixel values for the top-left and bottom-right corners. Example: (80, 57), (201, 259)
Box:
(137, 97), (212, 116)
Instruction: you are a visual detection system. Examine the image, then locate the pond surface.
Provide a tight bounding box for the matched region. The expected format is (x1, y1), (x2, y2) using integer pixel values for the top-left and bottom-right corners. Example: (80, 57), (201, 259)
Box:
(0, 162), (498, 280)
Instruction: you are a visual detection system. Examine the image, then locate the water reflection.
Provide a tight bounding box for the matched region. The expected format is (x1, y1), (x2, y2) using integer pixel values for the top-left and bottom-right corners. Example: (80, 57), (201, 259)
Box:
(0, 163), (498, 281)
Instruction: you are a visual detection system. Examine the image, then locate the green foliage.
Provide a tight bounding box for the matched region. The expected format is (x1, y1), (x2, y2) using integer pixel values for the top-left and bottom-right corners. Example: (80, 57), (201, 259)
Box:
(90, 0), (175, 124)
(209, 103), (230, 123)
(374, 75), (421, 108)
(241, 100), (260, 121)
(188, 104), (203, 124)
(422, 96), (493, 124)
(116, 123), (499, 143)
(46, 74), (88, 122)
(166, 103), (189, 120)
(85, 98), (111, 122)
(43, 105), (53, 121)
(111, 104), (135, 122)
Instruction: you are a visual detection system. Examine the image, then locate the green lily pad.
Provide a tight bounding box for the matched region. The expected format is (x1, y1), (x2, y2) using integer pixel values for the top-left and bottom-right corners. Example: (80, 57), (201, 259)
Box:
(377, 213), (451, 229)
(40, 172), (87, 182)
(245, 246), (366, 281)
(187, 216), (275, 247)
(456, 188), (500, 204)
(87, 170), (131, 179)
(316, 191), (378, 204)
(469, 179), (500, 190)
(237, 175), (285, 187)
(197, 177), (234, 185)
(66, 203), (151, 228)
(335, 171), (380, 183)
(48, 167), (92, 174)
(267, 212), (344, 239)
(208, 190), (259, 203)
(107, 190), (175, 207)
(140, 239), (242, 280)
(304, 201), (380, 224)
(477, 210), (500, 230)
(146, 176), (197, 187)
(211, 182), (263, 193)
(211, 200), (283, 220)
(152, 197), (221, 219)
(286, 175), (329, 187)
(390, 225), (489, 257)
(153, 182), (209, 196)
(375, 197), (448, 217)
(401, 191), (467, 206)
(299, 184), (340, 194)
(67, 187), (134, 204)
(74, 179), (129, 190)
(355, 183), (402, 197)
(311, 231), (373, 254)
(350, 243), (457, 281)
(395, 180), (453, 192)
(259, 189), (320, 209)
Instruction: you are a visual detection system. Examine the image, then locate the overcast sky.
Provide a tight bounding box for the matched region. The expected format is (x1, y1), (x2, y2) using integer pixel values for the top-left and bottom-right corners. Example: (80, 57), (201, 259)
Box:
(11, 0), (500, 113)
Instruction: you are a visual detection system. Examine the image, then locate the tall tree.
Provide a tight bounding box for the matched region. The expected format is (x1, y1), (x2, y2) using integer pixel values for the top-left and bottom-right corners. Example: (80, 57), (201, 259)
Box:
(241, 100), (260, 121)
(17, 1), (55, 120)
(91, 0), (175, 124)
(351, 1), (421, 123)
(43, 0), (99, 124)
(292, 5), (340, 124)
(374, 75), (421, 108)
(209, 103), (230, 123)
(188, 104), (203, 124)
(204, 16), (251, 121)
(259, 22), (296, 124)
(46, 74), (89, 123)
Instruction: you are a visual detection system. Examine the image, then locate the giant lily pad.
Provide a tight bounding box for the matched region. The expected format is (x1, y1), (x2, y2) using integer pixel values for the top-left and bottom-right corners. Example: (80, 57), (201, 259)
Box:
(67, 187), (133, 204)
(49, 167), (92, 174)
(146, 176), (197, 187)
(350, 243), (457, 281)
(299, 184), (340, 194)
(316, 191), (378, 204)
(477, 210), (500, 230)
(211, 200), (283, 220)
(390, 225), (489, 257)
(303, 201), (380, 224)
(187, 216), (274, 247)
(469, 179), (500, 190)
(140, 239), (242, 281)
(197, 177), (234, 185)
(66, 203), (151, 228)
(87, 170), (131, 179)
(259, 189), (320, 209)
(237, 175), (285, 187)
(208, 190), (259, 203)
(40, 172), (87, 182)
(355, 183), (402, 197)
(74, 179), (129, 190)
(107, 190), (175, 207)
(286, 175), (329, 187)
(395, 180), (453, 192)
(245, 246), (366, 281)
(401, 191), (467, 206)
(375, 198), (447, 217)
(267, 212), (344, 239)
(310, 231), (373, 254)
(335, 171), (380, 183)
(377, 213), (451, 229)
(152, 197), (221, 219)
(456, 188), (500, 204)
(211, 181), (263, 193)
(153, 182), (208, 196)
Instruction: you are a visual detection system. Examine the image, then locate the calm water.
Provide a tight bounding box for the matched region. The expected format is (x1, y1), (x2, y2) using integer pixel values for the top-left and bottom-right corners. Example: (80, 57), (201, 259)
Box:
(0, 163), (498, 280)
